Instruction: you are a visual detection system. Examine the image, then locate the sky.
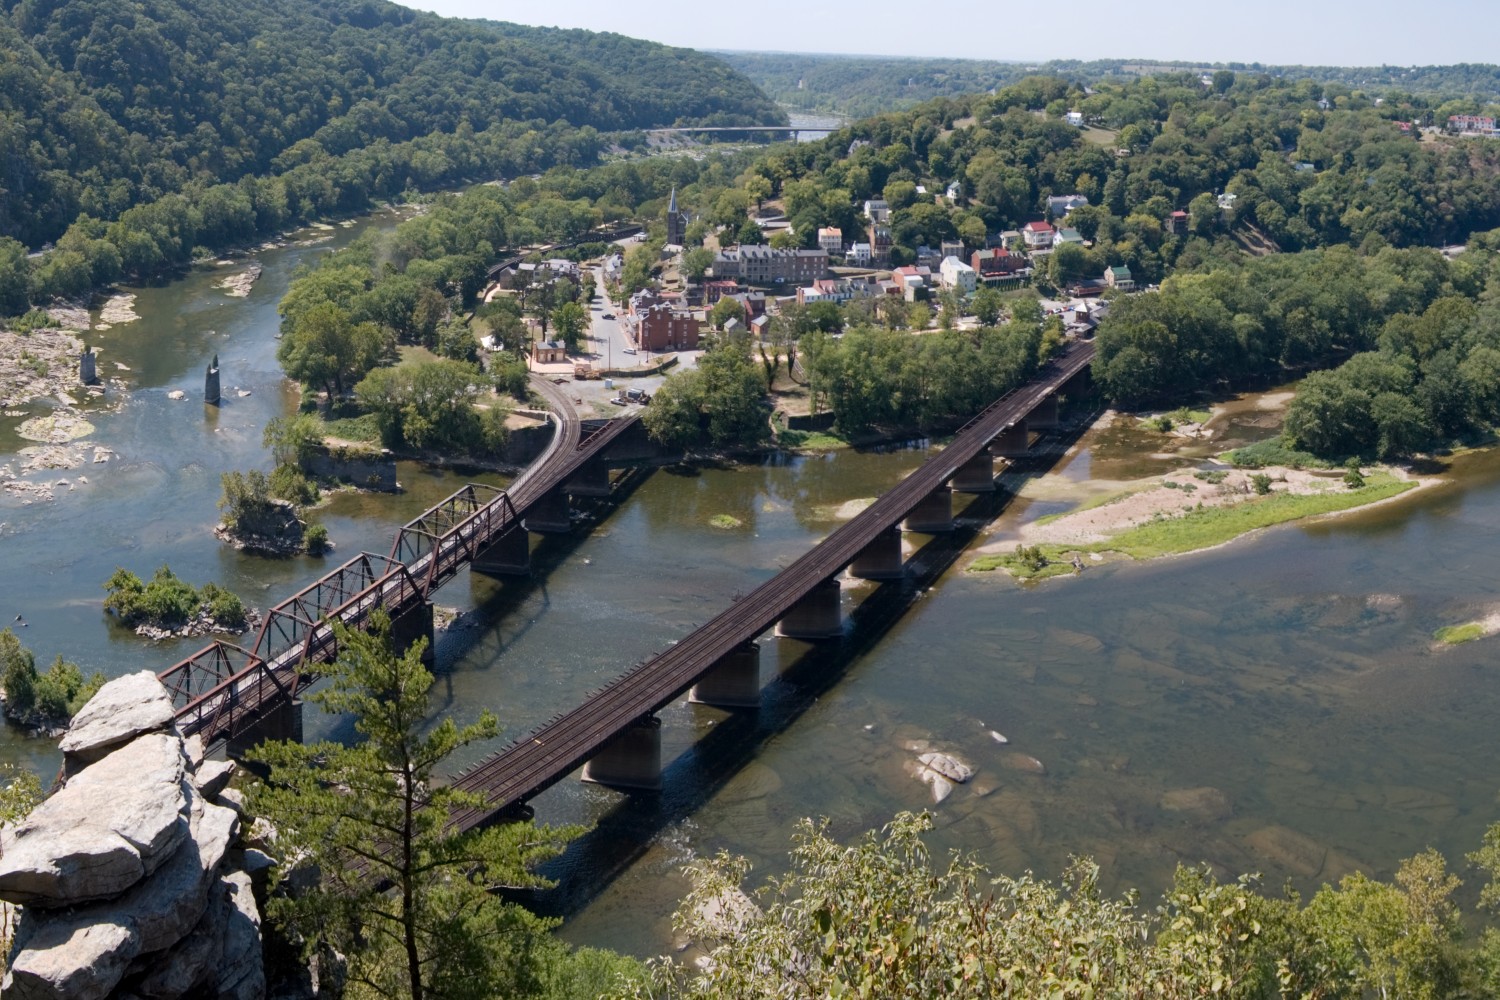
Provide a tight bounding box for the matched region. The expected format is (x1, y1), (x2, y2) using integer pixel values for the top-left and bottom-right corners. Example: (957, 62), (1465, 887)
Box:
(397, 0), (1495, 68)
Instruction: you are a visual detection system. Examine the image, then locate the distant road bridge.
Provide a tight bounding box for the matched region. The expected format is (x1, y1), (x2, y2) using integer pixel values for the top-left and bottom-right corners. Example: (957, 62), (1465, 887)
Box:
(442, 341), (1094, 831)
(645, 124), (835, 137)
(159, 376), (648, 750)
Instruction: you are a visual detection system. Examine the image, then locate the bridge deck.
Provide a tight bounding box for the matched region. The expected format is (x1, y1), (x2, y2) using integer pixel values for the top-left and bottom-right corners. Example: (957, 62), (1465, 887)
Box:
(446, 342), (1094, 829)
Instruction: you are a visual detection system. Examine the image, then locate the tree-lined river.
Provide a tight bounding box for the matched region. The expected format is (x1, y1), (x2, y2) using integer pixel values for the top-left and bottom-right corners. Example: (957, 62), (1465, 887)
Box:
(2, 218), (1499, 959)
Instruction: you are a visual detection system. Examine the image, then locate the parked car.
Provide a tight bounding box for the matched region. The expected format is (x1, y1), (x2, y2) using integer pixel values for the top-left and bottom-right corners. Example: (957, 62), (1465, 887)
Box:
(621, 347), (636, 355)
(601, 312), (614, 319)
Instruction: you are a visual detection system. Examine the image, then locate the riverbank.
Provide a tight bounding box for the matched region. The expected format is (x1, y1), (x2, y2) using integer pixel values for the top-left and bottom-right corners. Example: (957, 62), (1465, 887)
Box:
(971, 463), (1430, 579)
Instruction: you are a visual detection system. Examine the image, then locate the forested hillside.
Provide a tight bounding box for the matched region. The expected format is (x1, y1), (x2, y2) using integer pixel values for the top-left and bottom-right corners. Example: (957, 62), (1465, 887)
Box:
(721, 51), (1500, 119)
(0, 0), (781, 248)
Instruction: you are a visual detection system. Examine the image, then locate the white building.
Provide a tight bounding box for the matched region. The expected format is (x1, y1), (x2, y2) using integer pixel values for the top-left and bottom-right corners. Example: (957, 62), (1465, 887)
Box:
(939, 256), (976, 295)
(847, 242), (872, 266)
(817, 227), (843, 254)
(1065, 111), (1084, 127)
(863, 199), (891, 224)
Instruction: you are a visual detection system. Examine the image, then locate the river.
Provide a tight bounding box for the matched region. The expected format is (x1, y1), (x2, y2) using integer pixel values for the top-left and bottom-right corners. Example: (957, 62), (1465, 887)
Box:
(2, 217), (1499, 960)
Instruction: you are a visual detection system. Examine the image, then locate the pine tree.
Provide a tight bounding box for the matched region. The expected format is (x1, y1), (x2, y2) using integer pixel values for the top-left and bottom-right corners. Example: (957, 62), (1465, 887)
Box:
(250, 612), (584, 1000)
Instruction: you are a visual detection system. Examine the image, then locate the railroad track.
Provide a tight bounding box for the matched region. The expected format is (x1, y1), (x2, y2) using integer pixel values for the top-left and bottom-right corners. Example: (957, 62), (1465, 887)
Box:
(445, 342), (1095, 828)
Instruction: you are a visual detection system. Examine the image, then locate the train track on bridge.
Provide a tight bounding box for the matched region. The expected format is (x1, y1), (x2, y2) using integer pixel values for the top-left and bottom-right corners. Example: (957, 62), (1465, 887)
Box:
(159, 375), (637, 747)
(444, 341), (1095, 830)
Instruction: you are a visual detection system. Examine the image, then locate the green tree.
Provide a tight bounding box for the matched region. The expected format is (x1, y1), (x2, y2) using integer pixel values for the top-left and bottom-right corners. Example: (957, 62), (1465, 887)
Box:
(681, 248), (715, 283)
(277, 302), (391, 399)
(250, 613), (595, 1000)
(971, 285), (1003, 326)
(552, 301), (588, 353)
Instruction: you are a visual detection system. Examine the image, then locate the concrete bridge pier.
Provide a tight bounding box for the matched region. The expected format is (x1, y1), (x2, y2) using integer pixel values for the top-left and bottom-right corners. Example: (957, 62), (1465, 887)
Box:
(472, 525), (531, 577)
(848, 525), (905, 580)
(775, 578), (843, 639)
(689, 641), (761, 708)
(1029, 393), (1060, 430)
(903, 487), (954, 533)
(226, 697), (303, 761)
(566, 457), (611, 498)
(204, 354), (221, 405)
(990, 422), (1030, 458)
(79, 346), (98, 386)
(582, 715), (662, 790)
(523, 488), (572, 534)
(950, 452), (996, 493)
(389, 599), (435, 665)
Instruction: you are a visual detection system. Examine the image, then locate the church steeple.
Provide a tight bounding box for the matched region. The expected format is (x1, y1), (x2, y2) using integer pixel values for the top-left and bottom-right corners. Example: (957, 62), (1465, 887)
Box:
(666, 186), (686, 246)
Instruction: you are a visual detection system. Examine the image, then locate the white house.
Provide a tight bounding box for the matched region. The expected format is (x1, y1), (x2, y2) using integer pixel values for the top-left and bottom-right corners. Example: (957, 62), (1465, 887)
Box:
(863, 199), (891, 224)
(847, 242), (873, 266)
(939, 256), (976, 295)
(1065, 111), (1084, 127)
(817, 227), (844, 254)
(1021, 221), (1055, 250)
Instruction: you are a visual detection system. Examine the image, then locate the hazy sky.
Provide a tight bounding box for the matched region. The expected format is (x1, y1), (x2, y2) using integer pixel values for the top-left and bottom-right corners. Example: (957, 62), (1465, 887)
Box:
(398, 0), (1492, 68)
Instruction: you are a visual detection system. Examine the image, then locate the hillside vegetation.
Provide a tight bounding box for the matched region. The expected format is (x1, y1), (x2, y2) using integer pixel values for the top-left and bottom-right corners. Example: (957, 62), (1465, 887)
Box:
(0, 0), (780, 249)
(722, 50), (1500, 118)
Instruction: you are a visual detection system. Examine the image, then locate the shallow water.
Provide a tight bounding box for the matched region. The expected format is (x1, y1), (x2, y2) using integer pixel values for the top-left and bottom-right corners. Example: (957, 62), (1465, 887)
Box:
(2, 228), (1498, 962)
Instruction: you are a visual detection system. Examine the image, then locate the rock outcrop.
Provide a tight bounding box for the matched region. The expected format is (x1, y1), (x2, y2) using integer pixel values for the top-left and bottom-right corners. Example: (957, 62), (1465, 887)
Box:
(58, 670), (175, 765)
(0, 674), (267, 1000)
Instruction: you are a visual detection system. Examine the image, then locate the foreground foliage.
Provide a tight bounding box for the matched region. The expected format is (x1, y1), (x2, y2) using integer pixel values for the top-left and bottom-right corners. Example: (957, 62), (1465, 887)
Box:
(625, 811), (1500, 1000)
(249, 614), (644, 1000)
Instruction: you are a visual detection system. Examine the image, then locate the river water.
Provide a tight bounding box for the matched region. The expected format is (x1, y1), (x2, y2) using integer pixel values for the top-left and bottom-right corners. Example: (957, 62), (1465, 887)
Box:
(3, 220), (1499, 959)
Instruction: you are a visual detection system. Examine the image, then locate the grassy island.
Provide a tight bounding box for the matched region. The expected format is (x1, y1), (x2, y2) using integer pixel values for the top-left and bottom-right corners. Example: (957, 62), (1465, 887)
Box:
(973, 469), (1420, 578)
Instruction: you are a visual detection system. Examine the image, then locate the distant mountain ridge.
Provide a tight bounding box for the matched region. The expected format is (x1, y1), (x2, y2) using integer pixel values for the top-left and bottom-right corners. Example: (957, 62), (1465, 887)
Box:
(0, 0), (781, 246)
(720, 51), (1500, 119)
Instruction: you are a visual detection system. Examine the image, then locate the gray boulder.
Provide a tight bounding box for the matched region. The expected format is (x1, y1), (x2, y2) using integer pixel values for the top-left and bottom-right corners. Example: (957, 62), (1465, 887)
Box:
(132, 875), (230, 999)
(215, 870), (266, 1000)
(4, 793), (239, 1000)
(0, 921), (136, 1000)
(0, 733), (189, 907)
(194, 758), (237, 800)
(59, 671), (176, 766)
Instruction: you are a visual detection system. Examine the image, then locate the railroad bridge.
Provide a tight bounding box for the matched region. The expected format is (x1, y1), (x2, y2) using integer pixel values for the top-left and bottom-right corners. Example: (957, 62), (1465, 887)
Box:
(443, 341), (1094, 832)
(161, 341), (1091, 827)
(158, 376), (650, 751)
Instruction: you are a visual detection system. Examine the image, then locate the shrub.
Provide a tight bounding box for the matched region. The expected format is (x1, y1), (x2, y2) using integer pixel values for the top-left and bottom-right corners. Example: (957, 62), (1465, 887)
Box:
(269, 463), (319, 506)
(1015, 544), (1049, 573)
(218, 469), (279, 532)
(305, 523), (331, 556)
(1250, 473), (1273, 495)
(104, 566), (249, 633)
(200, 583), (249, 631)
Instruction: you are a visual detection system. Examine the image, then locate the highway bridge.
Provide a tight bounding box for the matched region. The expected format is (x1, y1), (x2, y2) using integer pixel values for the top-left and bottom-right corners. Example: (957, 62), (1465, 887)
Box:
(159, 375), (643, 749)
(645, 125), (835, 137)
(442, 341), (1095, 831)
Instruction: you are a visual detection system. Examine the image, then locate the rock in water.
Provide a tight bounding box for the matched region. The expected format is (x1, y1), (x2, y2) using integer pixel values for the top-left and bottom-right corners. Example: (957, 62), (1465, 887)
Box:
(1159, 786), (1232, 822)
(917, 751), (975, 784)
(989, 730), (1009, 744)
(0, 732), (189, 907)
(60, 671), (176, 765)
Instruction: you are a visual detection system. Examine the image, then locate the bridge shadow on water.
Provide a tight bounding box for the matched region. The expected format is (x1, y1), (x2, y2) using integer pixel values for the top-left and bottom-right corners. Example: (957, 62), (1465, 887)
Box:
(312, 465), (660, 746)
(521, 407), (1101, 921)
